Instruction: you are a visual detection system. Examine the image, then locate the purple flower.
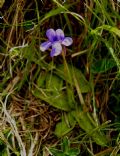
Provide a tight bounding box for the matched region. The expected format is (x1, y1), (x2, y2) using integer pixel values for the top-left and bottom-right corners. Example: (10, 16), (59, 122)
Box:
(40, 28), (73, 57)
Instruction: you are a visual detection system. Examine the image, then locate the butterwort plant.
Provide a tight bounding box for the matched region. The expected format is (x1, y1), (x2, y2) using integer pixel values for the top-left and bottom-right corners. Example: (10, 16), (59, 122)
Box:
(40, 28), (73, 57)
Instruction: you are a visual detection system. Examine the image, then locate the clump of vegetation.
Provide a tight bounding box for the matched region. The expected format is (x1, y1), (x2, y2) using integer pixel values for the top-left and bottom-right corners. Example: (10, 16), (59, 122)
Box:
(0, 0), (120, 155)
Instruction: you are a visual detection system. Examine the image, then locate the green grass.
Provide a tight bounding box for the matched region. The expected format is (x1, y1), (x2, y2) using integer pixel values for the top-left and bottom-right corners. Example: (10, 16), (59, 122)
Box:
(0, 0), (120, 155)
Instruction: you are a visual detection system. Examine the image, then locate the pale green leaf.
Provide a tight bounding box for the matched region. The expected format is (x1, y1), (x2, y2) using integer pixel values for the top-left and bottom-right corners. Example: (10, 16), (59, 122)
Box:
(55, 64), (91, 93)
(72, 110), (108, 146)
(54, 112), (76, 137)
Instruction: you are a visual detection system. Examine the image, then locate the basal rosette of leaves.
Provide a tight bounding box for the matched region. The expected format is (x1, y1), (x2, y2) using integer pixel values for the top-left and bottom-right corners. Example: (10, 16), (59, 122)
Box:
(33, 63), (108, 146)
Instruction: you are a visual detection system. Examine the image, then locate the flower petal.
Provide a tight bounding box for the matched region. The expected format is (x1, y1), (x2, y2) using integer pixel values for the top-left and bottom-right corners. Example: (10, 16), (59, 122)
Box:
(40, 41), (52, 51)
(46, 29), (56, 42)
(62, 37), (73, 46)
(56, 29), (64, 40)
(50, 42), (62, 57)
